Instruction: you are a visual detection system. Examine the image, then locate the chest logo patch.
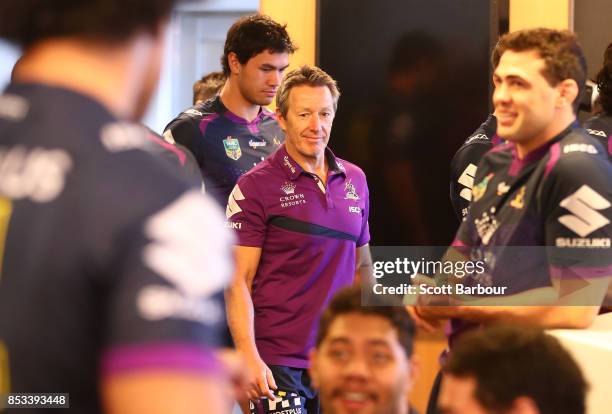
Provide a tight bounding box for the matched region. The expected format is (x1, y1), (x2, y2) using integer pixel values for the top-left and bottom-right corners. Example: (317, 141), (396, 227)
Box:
(509, 186), (526, 209)
(497, 182), (510, 195)
(558, 185), (610, 237)
(223, 136), (242, 160)
(281, 182), (296, 195)
(472, 173), (494, 202)
(344, 179), (360, 201)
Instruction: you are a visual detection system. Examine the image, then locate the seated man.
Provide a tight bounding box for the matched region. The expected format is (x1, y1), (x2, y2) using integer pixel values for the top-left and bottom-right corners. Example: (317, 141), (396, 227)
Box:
(309, 286), (417, 414)
(439, 326), (587, 414)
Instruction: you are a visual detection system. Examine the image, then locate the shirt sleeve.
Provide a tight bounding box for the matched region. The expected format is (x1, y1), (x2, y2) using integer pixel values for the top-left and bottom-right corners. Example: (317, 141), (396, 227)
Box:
(542, 151), (612, 273)
(163, 115), (202, 164)
(357, 180), (371, 247)
(225, 175), (268, 247)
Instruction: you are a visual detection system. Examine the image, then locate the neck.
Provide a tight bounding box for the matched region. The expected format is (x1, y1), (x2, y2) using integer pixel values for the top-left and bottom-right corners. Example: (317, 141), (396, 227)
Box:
(219, 77), (261, 122)
(14, 36), (153, 121)
(516, 111), (576, 159)
(286, 145), (328, 180)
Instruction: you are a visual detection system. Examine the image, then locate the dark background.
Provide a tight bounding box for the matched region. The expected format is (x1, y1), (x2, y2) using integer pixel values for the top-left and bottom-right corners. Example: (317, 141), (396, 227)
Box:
(317, 0), (508, 245)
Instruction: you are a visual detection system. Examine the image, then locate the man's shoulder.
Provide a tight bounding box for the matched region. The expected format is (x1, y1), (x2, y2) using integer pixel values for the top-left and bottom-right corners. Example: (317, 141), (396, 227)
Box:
(164, 100), (221, 131)
(334, 157), (367, 180)
(584, 113), (612, 138)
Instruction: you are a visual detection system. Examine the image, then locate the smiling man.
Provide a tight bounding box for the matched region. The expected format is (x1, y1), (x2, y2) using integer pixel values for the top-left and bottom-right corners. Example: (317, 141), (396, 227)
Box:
(414, 30), (612, 413)
(310, 287), (417, 414)
(225, 65), (372, 414)
(164, 14), (295, 204)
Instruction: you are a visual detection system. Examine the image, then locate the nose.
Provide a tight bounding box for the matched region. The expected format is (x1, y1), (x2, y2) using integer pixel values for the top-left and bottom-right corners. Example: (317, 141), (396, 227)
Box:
(344, 356), (370, 379)
(493, 82), (510, 107)
(309, 114), (322, 131)
(268, 70), (282, 87)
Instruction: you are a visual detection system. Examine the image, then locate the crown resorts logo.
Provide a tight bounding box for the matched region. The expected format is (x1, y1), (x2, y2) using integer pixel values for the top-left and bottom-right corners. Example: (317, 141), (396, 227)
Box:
(281, 182), (296, 195)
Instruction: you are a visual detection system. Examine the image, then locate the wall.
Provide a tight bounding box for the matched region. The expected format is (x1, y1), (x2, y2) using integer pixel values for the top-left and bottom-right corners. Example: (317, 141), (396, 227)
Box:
(510, 0), (572, 31)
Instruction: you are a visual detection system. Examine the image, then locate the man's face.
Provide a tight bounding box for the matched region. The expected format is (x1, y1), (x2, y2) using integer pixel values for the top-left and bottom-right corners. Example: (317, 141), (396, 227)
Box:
(492, 50), (561, 147)
(277, 85), (335, 162)
(235, 50), (289, 106)
(310, 313), (413, 414)
(438, 375), (491, 414)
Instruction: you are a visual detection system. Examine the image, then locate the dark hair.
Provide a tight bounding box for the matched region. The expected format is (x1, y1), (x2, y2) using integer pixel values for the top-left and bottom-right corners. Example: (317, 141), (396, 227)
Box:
(221, 14), (296, 76)
(596, 42), (612, 114)
(492, 28), (587, 112)
(444, 326), (587, 414)
(316, 286), (415, 357)
(0, 0), (177, 48)
(193, 71), (226, 104)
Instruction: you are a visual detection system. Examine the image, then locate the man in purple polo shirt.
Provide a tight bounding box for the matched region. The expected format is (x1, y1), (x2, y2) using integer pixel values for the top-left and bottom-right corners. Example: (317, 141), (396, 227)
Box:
(225, 65), (372, 414)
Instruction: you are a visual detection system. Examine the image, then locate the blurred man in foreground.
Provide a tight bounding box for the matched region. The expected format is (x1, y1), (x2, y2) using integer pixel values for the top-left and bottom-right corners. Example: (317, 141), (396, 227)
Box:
(0, 1), (234, 413)
(310, 286), (417, 414)
(440, 326), (587, 414)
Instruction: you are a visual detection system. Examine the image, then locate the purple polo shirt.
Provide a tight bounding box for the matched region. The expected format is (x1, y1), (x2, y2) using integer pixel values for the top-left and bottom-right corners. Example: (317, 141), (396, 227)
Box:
(226, 144), (370, 368)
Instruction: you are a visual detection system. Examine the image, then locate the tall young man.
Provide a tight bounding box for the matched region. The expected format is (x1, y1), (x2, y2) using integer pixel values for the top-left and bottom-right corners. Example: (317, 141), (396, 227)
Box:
(225, 65), (372, 414)
(164, 14), (296, 204)
(0, 1), (234, 413)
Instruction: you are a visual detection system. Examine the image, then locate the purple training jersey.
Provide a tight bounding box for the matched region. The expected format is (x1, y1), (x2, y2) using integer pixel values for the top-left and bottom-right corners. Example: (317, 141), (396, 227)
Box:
(226, 144), (370, 368)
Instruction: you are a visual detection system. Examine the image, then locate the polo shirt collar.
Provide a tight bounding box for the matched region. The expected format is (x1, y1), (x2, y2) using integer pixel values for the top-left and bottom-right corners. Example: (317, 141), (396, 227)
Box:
(274, 144), (347, 181)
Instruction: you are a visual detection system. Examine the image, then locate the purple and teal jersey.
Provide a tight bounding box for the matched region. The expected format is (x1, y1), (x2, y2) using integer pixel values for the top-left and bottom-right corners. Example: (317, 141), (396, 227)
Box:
(0, 83), (234, 413)
(450, 123), (612, 344)
(226, 145), (370, 368)
(583, 113), (612, 160)
(163, 96), (284, 205)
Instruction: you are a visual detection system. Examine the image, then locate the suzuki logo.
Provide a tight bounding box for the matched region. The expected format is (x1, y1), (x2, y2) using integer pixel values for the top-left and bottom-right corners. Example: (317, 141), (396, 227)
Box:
(558, 185), (610, 237)
(458, 163), (478, 201)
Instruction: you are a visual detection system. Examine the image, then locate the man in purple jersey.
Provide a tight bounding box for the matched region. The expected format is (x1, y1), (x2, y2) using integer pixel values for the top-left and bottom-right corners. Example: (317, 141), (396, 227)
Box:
(225, 65), (372, 414)
(164, 15), (295, 205)
(409, 28), (612, 413)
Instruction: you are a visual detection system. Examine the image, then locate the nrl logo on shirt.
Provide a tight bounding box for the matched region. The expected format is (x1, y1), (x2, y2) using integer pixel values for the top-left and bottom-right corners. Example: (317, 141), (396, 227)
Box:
(344, 179), (360, 201)
(223, 136), (242, 160)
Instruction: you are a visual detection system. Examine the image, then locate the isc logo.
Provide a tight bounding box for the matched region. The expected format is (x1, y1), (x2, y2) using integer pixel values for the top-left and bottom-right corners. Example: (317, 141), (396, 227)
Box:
(349, 206), (361, 214)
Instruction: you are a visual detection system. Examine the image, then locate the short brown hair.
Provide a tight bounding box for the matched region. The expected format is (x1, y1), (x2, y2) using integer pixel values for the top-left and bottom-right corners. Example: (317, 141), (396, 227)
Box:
(492, 28), (587, 112)
(445, 326), (587, 414)
(276, 65), (340, 117)
(193, 72), (226, 104)
(315, 286), (415, 357)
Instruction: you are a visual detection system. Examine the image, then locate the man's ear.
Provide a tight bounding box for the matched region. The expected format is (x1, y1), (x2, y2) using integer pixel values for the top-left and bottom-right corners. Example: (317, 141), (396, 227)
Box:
(509, 396), (540, 414)
(276, 108), (287, 131)
(556, 79), (579, 109)
(308, 349), (320, 389)
(227, 52), (241, 75)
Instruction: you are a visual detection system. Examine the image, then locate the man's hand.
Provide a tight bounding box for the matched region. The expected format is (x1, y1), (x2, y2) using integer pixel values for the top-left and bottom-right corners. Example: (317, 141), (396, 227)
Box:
(245, 354), (277, 400)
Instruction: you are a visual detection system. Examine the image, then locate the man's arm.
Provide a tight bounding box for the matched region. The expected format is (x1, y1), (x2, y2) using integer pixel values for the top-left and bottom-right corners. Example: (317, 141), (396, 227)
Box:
(415, 275), (610, 328)
(354, 244), (373, 286)
(225, 245), (277, 400)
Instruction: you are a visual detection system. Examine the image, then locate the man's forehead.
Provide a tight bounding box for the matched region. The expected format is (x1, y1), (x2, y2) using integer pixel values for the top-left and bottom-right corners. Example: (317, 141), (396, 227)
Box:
(325, 313), (398, 342)
(494, 49), (546, 78)
(251, 49), (289, 64)
(288, 85), (334, 107)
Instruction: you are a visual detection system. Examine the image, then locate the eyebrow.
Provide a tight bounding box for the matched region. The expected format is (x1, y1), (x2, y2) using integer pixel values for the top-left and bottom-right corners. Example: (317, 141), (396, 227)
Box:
(260, 63), (290, 71)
